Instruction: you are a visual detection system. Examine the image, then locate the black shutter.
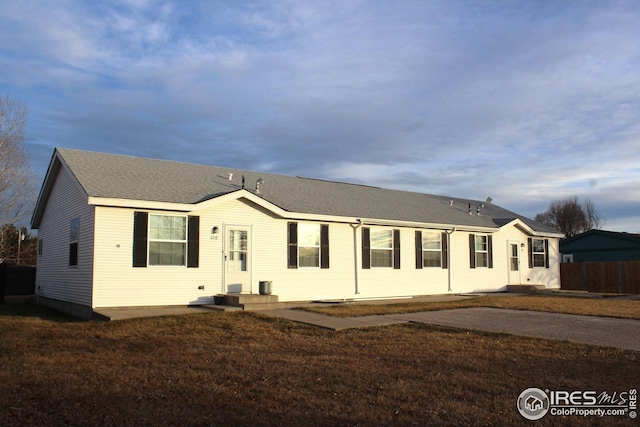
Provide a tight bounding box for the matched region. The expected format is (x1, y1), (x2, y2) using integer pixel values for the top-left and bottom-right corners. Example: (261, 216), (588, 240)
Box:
(487, 235), (493, 269)
(320, 224), (329, 269)
(441, 232), (448, 269)
(415, 231), (423, 269)
(288, 222), (298, 269)
(133, 212), (148, 267)
(544, 239), (549, 269)
(469, 234), (476, 269)
(187, 216), (199, 268)
(362, 227), (371, 269)
(528, 238), (533, 268)
(393, 229), (401, 269)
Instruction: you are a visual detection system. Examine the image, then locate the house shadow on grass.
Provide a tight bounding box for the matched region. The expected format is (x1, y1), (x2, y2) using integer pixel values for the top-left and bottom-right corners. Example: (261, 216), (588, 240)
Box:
(0, 296), (81, 323)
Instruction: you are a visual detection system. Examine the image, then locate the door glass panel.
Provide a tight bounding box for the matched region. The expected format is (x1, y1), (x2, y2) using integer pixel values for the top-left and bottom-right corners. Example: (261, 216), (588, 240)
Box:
(228, 230), (248, 272)
(510, 244), (519, 271)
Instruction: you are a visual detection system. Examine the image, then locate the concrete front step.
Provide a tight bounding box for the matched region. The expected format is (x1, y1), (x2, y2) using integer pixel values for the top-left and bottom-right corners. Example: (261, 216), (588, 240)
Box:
(215, 293), (280, 310)
(241, 302), (285, 311)
(507, 284), (546, 294)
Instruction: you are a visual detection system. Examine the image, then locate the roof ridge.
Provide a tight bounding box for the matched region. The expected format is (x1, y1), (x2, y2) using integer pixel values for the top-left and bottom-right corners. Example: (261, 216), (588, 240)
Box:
(295, 175), (381, 189)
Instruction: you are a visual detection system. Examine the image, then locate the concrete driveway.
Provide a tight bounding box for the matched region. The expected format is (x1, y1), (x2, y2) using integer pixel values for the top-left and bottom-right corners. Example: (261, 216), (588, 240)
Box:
(259, 307), (640, 352)
(388, 308), (640, 352)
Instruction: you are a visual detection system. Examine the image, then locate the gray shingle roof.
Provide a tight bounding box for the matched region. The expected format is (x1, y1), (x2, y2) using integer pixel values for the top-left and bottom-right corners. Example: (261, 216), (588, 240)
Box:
(39, 148), (557, 233)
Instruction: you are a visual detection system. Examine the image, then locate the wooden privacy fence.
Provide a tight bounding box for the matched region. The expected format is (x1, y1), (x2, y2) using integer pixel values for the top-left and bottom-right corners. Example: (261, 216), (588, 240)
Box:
(561, 261), (640, 294)
(0, 264), (36, 303)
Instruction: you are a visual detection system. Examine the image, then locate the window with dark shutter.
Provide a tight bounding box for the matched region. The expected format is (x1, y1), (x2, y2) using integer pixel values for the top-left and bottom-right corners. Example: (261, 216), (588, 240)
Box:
(529, 238), (549, 268)
(288, 222), (298, 269)
(362, 227), (371, 269)
(441, 232), (448, 269)
(544, 239), (549, 269)
(133, 212), (148, 267)
(415, 231), (423, 269)
(393, 229), (401, 269)
(320, 224), (329, 269)
(469, 234), (476, 269)
(69, 217), (79, 267)
(487, 235), (493, 269)
(187, 216), (199, 268)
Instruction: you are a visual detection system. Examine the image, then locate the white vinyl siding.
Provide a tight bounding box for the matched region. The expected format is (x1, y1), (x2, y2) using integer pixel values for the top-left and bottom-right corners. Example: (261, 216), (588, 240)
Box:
(35, 166), (95, 307)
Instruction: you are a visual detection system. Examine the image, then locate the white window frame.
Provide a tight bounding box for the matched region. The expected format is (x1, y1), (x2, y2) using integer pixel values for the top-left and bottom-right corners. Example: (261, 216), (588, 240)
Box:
(422, 232), (442, 268)
(148, 214), (187, 266)
(532, 238), (547, 268)
(298, 223), (320, 268)
(371, 228), (393, 268)
(475, 235), (489, 268)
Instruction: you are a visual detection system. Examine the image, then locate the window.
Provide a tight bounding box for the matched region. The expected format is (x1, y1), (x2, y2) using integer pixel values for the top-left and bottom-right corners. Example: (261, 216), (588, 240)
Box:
(69, 218), (79, 266)
(148, 215), (186, 266)
(469, 234), (493, 269)
(422, 232), (442, 268)
(287, 222), (329, 269)
(415, 231), (448, 269)
(371, 228), (393, 268)
(362, 227), (400, 269)
(298, 223), (320, 267)
(475, 235), (488, 267)
(529, 238), (548, 268)
(133, 213), (199, 268)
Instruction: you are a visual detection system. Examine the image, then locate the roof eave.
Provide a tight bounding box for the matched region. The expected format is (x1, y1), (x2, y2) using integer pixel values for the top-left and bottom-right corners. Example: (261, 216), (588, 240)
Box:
(31, 149), (90, 229)
(502, 218), (564, 238)
(88, 190), (501, 232)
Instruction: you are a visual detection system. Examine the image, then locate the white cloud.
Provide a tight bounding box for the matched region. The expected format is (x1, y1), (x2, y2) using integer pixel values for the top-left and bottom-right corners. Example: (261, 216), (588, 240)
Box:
(2, 0), (640, 231)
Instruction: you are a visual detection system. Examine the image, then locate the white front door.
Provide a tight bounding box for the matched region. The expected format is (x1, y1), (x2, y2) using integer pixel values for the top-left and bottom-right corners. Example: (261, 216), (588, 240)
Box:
(224, 226), (251, 293)
(508, 241), (521, 285)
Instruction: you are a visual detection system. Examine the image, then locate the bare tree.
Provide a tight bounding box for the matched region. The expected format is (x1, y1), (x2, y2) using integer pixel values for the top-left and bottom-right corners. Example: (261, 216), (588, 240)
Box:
(535, 195), (605, 238)
(583, 197), (605, 230)
(0, 95), (33, 226)
(0, 223), (37, 266)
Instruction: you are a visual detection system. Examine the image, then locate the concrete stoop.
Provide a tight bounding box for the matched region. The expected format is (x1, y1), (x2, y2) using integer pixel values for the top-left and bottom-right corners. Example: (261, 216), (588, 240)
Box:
(213, 294), (280, 311)
(506, 284), (546, 294)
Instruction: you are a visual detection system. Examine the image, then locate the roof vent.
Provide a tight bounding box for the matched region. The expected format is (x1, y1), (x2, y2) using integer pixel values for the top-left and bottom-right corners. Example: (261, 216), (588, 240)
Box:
(227, 173), (233, 181)
(256, 178), (264, 195)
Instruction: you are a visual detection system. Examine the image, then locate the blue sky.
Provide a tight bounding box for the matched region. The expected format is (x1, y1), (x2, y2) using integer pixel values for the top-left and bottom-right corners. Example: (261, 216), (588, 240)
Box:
(2, 0), (639, 231)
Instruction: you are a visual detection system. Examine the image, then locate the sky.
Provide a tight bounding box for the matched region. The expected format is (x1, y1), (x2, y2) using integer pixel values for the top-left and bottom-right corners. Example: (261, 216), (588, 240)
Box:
(1, 0), (639, 232)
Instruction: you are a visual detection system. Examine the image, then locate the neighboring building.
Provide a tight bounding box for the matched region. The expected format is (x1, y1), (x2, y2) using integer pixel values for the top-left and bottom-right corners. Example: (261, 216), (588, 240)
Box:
(31, 148), (563, 318)
(560, 229), (640, 263)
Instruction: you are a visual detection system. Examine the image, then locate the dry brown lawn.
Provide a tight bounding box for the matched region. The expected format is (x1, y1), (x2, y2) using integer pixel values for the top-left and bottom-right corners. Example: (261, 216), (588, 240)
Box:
(303, 294), (640, 319)
(1, 297), (638, 426)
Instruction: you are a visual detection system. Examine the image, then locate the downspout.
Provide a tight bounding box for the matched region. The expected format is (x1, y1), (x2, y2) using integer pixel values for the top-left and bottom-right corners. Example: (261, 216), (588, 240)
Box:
(445, 228), (456, 292)
(350, 219), (363, 295)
